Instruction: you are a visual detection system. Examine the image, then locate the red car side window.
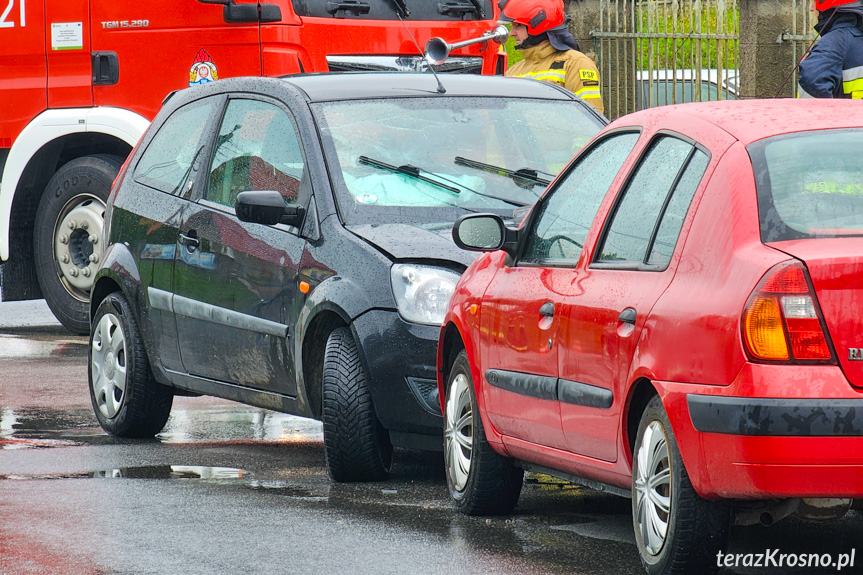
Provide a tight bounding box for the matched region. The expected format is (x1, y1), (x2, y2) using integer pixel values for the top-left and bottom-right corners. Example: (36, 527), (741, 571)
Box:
(597, 136), (709, 268)
(521, 132), (639, 266)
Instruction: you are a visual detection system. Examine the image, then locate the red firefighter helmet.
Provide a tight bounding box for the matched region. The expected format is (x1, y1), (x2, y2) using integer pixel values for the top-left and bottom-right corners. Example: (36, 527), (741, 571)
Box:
(816, 0), (863, 9)
(497, 0), (566, 35)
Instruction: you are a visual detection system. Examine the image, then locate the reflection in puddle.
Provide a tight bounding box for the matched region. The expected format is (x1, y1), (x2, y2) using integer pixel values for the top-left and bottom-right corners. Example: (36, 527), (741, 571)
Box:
(0, 334), (87, 358)
(247, 479), (328, 501)
(158, 408), (323, 444)
(92, 465), (247, 479)
(0, 437), (80, 449)
(0, 466), (330, 502)
(0, 405), (323, 447)
(0, 465), (247, 481)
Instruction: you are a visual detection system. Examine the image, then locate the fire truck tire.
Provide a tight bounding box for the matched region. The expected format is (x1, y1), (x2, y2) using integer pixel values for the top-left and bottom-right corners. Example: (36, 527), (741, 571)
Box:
(34, 155), (124, 334)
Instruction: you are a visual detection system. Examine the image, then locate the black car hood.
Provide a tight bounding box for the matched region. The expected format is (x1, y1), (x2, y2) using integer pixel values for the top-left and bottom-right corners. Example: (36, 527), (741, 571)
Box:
(346, 222), (477, 267)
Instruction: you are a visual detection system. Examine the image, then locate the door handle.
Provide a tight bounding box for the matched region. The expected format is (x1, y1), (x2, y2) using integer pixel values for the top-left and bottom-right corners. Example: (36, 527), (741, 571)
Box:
(540, 302), (555, 318)
(619, 307), (637, 325)
(179, 232), (199, 251)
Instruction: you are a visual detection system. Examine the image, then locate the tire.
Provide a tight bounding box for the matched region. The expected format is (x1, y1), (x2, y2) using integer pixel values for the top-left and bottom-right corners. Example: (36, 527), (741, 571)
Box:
(444, 350), (523, 515)
(35, 155), (124, 334)
(632, 395), (730, 575)
(322, 327), (393, 482)
(88, 292), (173, 438)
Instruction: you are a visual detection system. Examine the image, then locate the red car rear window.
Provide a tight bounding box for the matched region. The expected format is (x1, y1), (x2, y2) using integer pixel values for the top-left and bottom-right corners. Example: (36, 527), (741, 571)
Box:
(750, 129), (863, 242)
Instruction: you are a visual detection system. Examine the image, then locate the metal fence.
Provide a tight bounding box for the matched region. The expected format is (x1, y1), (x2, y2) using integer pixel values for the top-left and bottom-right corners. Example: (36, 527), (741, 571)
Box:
(777, 0), (819, 96)
(592, 0), (741, 119)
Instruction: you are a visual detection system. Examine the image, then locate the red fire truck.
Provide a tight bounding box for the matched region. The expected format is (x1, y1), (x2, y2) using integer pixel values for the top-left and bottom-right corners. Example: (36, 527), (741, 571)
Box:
(0, 0), (504, 333)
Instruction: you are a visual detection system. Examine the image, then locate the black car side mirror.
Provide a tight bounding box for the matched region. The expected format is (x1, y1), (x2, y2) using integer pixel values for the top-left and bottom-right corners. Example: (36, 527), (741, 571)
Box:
(452, 214), (518, 258)
(235, 190), (305, 228)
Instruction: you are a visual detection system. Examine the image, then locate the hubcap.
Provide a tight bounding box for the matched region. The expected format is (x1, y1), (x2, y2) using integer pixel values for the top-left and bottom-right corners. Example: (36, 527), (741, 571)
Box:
(444, 373), (473, 492)
(91, 312), (127, 419)
(634, 420), (672, 556)
(54, 195), (106, 301)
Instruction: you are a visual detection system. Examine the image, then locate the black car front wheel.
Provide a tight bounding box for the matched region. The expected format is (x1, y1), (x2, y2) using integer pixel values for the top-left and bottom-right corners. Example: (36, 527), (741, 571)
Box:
(322, 327), (393, 482)
(89, 292), (173, 437)
(632, 395), (730, 575)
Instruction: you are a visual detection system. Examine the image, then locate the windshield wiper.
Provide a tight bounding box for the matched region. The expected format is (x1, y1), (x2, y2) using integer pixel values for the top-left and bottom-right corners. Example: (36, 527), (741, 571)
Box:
(359, 156), (460, 194)
(455, 156), (553, 189)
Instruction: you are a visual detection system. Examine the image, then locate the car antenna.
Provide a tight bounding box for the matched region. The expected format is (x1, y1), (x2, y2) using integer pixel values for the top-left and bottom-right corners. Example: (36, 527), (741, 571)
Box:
(399, 15), (447, 94)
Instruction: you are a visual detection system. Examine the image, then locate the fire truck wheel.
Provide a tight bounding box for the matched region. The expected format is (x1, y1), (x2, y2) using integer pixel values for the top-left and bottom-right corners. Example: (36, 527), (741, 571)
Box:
(34, 155), (124, 334)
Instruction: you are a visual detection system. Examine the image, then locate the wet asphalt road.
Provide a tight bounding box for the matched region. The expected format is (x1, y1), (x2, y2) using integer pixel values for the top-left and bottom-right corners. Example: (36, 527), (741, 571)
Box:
(1, 300), (861, 575)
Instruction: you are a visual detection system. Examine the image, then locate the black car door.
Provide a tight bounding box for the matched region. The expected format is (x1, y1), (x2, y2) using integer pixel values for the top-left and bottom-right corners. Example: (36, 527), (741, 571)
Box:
(126, 95), (223, 374)
(172, 95), (309, 395)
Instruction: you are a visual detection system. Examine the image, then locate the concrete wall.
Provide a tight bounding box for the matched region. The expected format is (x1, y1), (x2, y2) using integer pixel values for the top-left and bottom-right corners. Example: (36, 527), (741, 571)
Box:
(738, 0), (802, 98)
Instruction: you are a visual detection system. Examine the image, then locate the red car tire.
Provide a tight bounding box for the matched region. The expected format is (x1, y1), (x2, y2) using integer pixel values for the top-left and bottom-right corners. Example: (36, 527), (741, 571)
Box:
(444, 350), (523, 515)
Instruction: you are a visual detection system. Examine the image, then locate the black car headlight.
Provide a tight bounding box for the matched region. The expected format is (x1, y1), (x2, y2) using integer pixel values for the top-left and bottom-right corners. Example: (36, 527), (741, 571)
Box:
(390, 264), (461, 326)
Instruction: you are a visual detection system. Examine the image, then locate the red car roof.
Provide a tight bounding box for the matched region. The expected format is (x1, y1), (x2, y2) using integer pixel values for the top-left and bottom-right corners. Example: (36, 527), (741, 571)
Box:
(608, 99), (863, 146)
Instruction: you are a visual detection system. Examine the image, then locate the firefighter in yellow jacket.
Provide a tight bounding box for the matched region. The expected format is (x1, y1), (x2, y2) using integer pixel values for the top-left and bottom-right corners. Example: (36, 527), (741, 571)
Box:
(499, 0), (605, 115)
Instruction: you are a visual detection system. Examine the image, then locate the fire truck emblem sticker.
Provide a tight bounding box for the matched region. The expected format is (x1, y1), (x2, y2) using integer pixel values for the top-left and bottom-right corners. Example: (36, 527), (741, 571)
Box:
(190, 49), (219, 86)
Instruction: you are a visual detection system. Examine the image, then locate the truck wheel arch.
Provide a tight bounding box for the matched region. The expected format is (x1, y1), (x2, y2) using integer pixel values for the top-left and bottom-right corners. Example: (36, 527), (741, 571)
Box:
(1, 107), (148, 262)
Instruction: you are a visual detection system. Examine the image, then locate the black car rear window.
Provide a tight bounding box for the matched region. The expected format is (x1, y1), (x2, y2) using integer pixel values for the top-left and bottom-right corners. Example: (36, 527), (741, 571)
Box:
(749, 129), (863, 242)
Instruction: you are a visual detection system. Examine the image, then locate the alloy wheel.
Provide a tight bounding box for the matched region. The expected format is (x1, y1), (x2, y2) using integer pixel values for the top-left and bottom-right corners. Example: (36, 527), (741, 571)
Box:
(634, 420), (672, 556)
(444, 372), (473, 492)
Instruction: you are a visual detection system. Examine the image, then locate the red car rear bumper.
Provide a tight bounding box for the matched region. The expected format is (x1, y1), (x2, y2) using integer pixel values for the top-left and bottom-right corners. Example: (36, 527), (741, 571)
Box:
(660, 363), (863, 500)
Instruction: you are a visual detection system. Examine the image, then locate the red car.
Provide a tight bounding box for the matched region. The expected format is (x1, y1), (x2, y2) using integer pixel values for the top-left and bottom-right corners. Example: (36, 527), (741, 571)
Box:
(438, 99), (863, 575)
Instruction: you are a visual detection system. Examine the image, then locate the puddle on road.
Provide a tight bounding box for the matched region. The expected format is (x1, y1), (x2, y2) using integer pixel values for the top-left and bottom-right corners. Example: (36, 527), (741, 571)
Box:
(158, 408), (324, 444)
(0, 465), (247, 481)
(0, 334), (87, 359)
(247, 479), (328, 501)
(0, 406), (323, 449)
(0, 437), (80, 449)
(0, 465), (329, 502)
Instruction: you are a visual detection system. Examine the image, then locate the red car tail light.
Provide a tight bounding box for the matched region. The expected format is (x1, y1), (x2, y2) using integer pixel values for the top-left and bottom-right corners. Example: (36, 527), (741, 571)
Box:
(742, 261), (835, 363)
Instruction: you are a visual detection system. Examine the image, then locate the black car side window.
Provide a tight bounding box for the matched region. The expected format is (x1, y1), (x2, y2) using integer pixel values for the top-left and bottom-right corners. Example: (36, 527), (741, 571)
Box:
(596, 136), (708, 268)
(520, 133), (639, 266)
(206, 99), (305, 209)
(134, 99), (215, 196)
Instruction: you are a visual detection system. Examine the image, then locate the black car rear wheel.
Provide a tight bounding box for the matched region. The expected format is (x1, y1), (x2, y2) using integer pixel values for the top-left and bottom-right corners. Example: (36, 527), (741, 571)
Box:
(632, 395), (730, 575)
(445, 350), (523, 515)
(322, 327), (393, 482)
(89, 292), (173, 437)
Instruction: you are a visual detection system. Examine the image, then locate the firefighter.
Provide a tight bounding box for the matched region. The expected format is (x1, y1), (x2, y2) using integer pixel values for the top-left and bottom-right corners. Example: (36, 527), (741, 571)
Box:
(798, 0), (863, 98)
(498, 0), (605, 115)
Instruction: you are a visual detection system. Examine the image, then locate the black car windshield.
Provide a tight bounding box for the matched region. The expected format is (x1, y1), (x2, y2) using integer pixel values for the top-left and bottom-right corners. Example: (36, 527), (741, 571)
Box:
(749, 129), (863, 242)
(311, 97), (602, 226)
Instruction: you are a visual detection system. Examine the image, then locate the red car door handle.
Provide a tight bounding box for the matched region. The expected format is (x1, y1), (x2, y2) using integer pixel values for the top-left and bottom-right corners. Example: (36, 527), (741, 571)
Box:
(540, 302), (555, 317)
(619, 307), (637, 325)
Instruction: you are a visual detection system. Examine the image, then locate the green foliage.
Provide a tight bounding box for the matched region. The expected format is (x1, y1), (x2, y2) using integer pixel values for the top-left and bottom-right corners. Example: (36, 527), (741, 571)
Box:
(636, 2), (739, 70)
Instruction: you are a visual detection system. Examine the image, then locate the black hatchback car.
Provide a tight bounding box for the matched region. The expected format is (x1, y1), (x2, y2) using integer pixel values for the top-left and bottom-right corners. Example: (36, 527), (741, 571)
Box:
(87, 73), (605, 481)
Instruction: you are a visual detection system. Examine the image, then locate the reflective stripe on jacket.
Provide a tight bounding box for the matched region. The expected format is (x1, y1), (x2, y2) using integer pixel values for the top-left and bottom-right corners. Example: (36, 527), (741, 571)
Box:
(798, 17), (863, 99)
(506, 42), (605, 115)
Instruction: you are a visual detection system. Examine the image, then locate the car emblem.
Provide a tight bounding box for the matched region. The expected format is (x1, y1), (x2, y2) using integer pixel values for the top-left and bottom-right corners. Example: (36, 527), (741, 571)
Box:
(849, 348), (863, 361)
